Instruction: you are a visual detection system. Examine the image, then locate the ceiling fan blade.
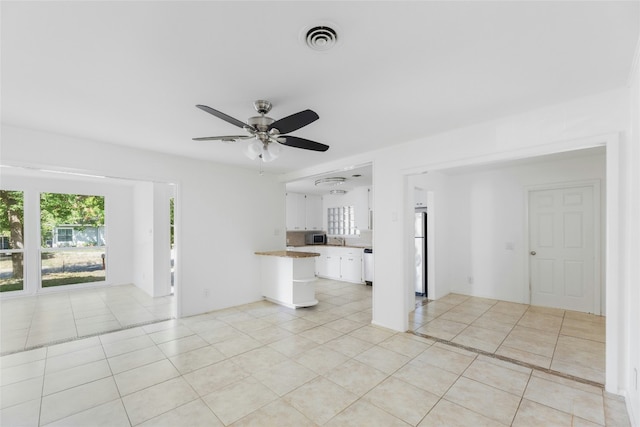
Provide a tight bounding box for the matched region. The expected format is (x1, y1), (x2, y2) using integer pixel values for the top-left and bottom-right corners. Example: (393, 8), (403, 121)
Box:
(269, 109), (319, 134)
(196, 105), (252, 129)
(192, 135), (252, 141)
(278, 136), (329, 152)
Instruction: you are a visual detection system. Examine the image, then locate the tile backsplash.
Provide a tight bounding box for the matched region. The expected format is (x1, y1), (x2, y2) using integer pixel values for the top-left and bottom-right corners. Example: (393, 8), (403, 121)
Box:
(286, 229), (372, 247)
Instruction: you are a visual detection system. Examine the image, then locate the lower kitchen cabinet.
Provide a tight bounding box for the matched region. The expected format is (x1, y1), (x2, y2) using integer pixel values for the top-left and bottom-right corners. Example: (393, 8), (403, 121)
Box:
(324, 253), (341, 279)
(289, 245), (365, 284)
(340, 254), (362, 283)
(318, 247), (363, 284)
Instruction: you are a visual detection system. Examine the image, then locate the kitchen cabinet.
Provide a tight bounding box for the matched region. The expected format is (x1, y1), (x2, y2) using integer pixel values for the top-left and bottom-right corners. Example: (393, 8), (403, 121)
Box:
(317, 246), (363, 283)
(305, 195), (323, 230)
(340, 253), (363, 283)
(290, 246), (323, 276)
(286, 193), (305, 230)
(324, 253), (342, 279)
(256, 251), (319, 308)
(286, 192), (323, 231)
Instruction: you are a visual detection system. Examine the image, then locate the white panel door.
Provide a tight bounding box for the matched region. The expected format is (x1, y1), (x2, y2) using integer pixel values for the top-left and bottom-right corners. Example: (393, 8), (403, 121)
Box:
(529, 186), (596, 313)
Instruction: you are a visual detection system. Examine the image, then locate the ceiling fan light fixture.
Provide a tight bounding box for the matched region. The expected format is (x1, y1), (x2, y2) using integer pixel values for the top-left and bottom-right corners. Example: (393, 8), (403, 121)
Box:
(244, 139), (280, 162)
(315, 177), (346, 186)
(194, 101), (329, 163)
(244, 139), (262, 160)
(261, 142), (281, 162)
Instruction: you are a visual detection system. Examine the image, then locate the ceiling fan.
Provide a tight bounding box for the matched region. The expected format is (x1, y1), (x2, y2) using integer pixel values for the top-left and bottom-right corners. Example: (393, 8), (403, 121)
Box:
(193, 100), (329, 162)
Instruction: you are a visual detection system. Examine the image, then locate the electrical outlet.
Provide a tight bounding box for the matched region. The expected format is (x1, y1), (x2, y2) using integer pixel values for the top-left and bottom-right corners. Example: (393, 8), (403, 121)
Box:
(468, 276), (474, 285)
(203, 289), (210, 298)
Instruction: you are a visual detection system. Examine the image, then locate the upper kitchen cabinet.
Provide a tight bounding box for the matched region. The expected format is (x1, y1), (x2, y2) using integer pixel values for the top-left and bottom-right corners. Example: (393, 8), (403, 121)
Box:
(286, 192), (305, 230)
(305, 194), (323, 230)
(286, 192), (323, 231)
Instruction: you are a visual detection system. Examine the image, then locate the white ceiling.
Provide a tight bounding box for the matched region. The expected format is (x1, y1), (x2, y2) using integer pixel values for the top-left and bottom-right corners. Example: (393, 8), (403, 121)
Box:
(286, 164), (372, 195)
(2, 2), (638, 174)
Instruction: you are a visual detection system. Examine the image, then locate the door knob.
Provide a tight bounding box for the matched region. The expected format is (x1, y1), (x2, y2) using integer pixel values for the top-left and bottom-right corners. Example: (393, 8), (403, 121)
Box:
(530, 251), (536, 255)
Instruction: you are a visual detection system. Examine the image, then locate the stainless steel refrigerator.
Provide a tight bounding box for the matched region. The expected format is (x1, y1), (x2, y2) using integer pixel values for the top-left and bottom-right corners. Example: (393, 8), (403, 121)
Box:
(415, 209), (427, 296)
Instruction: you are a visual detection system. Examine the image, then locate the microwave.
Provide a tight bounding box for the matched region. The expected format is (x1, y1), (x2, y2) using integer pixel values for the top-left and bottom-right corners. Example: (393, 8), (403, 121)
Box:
(306, 233), (326, 245)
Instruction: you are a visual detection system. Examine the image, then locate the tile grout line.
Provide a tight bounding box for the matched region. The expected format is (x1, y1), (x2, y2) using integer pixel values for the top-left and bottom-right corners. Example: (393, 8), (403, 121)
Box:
(408, 329), (604, 389)
(69, 291), (81, 342)
(416, 343), (482, 426)
(549, 309), (568, 377)
(414, 297), (604, 388)
(0, 316), (174, 357)
(37, 344), (48, 427)
(511, 366), (534, 426)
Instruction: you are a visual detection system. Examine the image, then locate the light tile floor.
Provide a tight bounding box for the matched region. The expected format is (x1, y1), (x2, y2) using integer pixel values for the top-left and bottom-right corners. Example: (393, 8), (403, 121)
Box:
(1, 285), (175, 354)
(0, 279), (630, 426)
(410, 293), (606, 384)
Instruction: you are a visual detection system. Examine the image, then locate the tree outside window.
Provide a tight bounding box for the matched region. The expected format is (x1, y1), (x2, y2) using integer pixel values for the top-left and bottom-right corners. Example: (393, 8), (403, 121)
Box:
(0, 190), (25, 292)
(40, 192), (106, 288)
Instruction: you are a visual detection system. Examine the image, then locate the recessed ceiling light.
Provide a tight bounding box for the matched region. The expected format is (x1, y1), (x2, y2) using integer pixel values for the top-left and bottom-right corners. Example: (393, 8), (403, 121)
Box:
(330, 189), (347, 195)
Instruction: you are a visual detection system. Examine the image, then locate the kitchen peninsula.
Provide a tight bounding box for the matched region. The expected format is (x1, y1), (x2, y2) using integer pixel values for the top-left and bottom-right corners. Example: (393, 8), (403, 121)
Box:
(255, 250), (320, 308)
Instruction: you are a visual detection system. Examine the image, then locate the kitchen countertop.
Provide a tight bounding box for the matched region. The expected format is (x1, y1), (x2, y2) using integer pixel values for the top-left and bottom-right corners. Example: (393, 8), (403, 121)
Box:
(255, 250), (320, 258)
(290, 244), (372, 250)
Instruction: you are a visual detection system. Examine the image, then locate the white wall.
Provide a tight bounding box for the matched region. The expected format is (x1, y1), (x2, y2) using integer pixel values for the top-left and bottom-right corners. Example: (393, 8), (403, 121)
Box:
(283, 86), (633, 397)
(132, 181), (173, 298)
(1, 125), (285, 317)
(132, 181), (155, 296)
(624, 39), (640, 424)
(0, 172), (135, 292)
(435, 153), (606, 307)
(359, 88), (627, 333)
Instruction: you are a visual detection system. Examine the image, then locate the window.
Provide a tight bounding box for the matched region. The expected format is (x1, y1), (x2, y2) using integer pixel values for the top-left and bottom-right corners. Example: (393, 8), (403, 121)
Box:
(40, 192), (106, 288)
(327, 206), (357, 235)
(0, 190), (25, 292)
(56, 228), (73, 244)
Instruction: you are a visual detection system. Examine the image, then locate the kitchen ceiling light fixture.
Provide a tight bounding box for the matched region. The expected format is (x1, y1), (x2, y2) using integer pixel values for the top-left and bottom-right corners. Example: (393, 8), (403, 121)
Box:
(329, 189), (347, 195)
(315, 177), (346, 186)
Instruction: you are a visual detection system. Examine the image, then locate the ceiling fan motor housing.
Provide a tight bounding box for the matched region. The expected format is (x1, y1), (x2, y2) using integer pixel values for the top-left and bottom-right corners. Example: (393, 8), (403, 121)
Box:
(253, 100), (272, 114)
(248, 115), (275, 132)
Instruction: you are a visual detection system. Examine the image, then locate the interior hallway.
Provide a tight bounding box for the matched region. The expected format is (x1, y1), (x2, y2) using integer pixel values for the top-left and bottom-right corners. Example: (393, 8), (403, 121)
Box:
(1, 285), (175, 355)
(410, 294), (605, 385)
(0, 279), (629, 426)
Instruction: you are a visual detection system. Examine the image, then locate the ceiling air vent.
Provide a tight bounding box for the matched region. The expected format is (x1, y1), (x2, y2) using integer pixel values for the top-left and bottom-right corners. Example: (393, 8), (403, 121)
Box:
(305, 26), (338, 51)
